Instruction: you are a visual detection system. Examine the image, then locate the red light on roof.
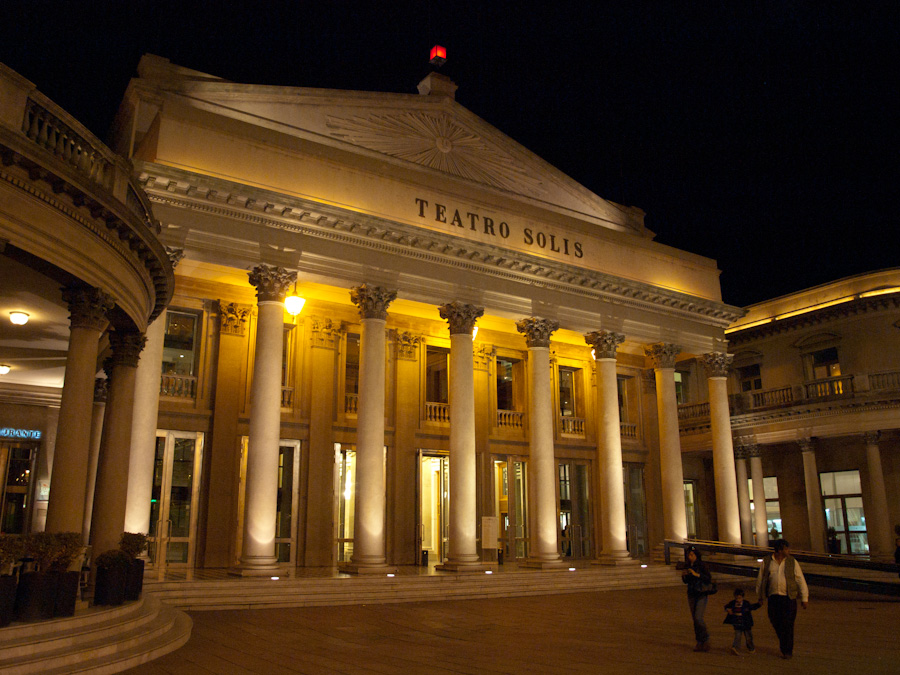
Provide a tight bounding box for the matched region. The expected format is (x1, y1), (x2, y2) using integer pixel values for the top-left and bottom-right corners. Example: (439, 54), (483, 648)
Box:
(430, 45), (447, 66)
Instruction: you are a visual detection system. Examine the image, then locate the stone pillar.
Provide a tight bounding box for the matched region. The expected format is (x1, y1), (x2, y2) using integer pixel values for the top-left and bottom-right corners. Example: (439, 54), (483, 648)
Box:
(125, 248), (182, 535)
(700, 352), (741, 544)
(45, 285), (112, 534)
(863, 431), (893, 558)
(748, 444), (769, 547)
(436, 302), (484, 572)
(644, 343), (687, 542)
(734, 445), (753, 545)
(236, 264), (295, 574)
(90, 328), (146, 556)
(585, 330), (633, 565)
(82, 378), (107, 542)
(799, 438), (826, 552)
(342, 284), (397, 574)
(516, 317), (564, 568)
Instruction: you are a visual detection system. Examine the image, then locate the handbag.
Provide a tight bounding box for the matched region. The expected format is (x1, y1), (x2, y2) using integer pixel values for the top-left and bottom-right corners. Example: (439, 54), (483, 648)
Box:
(698, 580), (718, 596)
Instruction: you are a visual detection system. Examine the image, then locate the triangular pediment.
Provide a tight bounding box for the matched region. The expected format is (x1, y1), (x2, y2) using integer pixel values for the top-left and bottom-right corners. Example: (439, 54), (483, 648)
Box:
(130, 55), (648, 235)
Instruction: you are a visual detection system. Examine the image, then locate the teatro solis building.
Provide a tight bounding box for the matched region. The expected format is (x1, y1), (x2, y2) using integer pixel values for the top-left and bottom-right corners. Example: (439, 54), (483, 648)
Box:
(2, 54), (750, 575)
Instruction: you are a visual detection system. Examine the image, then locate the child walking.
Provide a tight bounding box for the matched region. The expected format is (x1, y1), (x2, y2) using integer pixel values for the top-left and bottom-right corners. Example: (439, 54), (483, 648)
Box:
(724, 587), (761, 655)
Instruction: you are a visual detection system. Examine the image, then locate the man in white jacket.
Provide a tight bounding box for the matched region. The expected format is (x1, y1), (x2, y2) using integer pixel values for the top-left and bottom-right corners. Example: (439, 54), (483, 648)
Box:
(756, 539), (809, 659)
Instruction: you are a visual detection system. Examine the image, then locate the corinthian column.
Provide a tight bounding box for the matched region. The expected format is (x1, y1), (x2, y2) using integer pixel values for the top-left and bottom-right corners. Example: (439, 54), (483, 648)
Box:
(517, 317), (564, 568)
(585, 330), (632, 565)
(436, 302), (484, 571)
(748, 444), (769, 546)
(734, 445), (753, 545)
(700, 352), (741, 544)
(644, 343), (687, 542)
(341, 284), (397, 574)
(82, 378), (107, 542)
(863, 431), (892, 558)
(90, 328), (146, 557)
(235, 264), (296, 574)
(125, 248), (183, 534)
(46, 285), (112, 534)
(799, 438), (826, 552)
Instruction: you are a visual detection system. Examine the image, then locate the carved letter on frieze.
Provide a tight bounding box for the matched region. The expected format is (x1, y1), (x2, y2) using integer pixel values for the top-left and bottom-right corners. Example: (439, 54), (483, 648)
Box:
(700, 352), (733, 378)
(248, 264), (297, 303)
(350, 284), (397, 320)
(394, 331), (421, 361)
(644, 343), (682, 370)
(62, 285), (114, 331)
(439, 301), (484, 335)
(515, 317), (559, 348)
(218, 301), (252, 337)
(585, 330), (625, 360)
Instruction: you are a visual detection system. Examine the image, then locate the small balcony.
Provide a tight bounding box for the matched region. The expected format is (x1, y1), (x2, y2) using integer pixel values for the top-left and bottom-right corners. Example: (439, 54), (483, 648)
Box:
(159, 374), (197, 399)
(425, 402), (450, 424)
(559, 416), (585, 436)
(496, 409), (525, 429)
(804, 375), (853, 400)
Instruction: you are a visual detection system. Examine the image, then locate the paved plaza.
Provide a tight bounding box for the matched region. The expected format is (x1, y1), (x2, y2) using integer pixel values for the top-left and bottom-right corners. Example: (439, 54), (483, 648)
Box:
(127, 583), (898, 674)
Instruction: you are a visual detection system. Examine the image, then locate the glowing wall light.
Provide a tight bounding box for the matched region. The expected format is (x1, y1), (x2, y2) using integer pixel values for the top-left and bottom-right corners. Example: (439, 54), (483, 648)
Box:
(285, 295), (305, 316)
(9, 312), (29, 325)
(0, 365), (10, 375)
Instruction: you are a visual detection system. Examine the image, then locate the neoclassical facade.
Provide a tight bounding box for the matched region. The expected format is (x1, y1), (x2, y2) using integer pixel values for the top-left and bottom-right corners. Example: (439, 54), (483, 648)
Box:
(2, 56), (753, 574)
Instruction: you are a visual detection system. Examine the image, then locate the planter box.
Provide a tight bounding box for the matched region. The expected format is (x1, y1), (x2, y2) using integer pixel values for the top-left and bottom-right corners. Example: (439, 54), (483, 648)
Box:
(0, 575), (17, 627)
(54, 570), (80, 617)
(124, 558), (145, 601)
(93, 565), (127, 606)
(14, 572), (58, 622)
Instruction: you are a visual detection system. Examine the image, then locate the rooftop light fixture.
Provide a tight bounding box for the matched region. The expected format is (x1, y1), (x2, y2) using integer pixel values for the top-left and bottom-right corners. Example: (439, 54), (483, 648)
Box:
(0, 365), (10, 375)
(9, 311), (29, 325)
(429, 45), (447, 67)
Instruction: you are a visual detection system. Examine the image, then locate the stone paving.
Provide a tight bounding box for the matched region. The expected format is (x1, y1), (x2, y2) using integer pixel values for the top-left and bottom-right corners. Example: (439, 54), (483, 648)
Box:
(126, 583), (899, 674)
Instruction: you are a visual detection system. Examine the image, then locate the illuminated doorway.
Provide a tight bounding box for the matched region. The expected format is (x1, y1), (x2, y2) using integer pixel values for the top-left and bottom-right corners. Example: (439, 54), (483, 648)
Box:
(335, 444), (356, 563)
(0, 441), (36, 534)
(558, 461), (592, 559)
(493, 456), (528, 562)
(418, 451), (449, 565)
(148, 431), (203, 567)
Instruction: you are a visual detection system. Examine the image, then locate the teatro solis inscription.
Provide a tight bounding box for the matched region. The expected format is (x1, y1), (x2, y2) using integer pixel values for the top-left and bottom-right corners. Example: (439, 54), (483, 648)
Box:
(415, 198), (583, 259)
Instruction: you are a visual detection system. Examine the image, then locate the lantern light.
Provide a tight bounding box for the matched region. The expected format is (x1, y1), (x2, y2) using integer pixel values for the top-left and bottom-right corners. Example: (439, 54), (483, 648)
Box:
(430, 45), (447, 67)
(285, 295), (305, 316)
(9, 311), (29, 325)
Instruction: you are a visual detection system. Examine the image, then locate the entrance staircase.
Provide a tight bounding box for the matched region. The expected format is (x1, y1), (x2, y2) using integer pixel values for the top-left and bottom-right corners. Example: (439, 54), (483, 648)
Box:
(0, 596), (191, 674)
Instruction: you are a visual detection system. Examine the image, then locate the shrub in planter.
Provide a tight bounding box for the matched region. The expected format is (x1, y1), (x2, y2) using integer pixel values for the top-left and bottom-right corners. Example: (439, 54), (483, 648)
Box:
(120, 532), (148, 601)
(49, 532), (84, 618)
(0, 535), (24, 627)
(93, 550), (131, 606)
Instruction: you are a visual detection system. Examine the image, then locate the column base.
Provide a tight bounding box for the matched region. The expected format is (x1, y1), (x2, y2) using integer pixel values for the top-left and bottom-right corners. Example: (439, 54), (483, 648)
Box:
(435, 561), (497, 573)
(519, 557), (567, 570)
(592, 550), (638, 566)
(338, 562), (398, 575)
(228, 560), (285, 577)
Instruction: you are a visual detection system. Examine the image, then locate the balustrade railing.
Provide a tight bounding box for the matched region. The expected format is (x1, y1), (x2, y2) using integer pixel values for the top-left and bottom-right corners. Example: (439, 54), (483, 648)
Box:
(425, 402), (450, 424)
(751, 385), (794, 408)
(281, 387), (294, 409)
(496, 409), (524, 429)
(620, 422), (637, 439)
(345, 393), (359, 414)
(869, 370), (900, 392)
(159, 374), (197, 399)
(804, 375), (853, 399)
(677, 402), (709, 420)
(559, 416), (585, 435)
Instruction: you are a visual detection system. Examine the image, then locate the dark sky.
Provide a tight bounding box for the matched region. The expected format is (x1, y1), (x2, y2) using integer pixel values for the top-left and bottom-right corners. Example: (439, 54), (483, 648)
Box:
(2, 2), (897, 307)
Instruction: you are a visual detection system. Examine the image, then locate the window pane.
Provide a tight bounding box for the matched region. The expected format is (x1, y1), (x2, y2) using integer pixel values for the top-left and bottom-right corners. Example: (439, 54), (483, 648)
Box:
(559, 368), (576, 416)
(345, 334), (360, 395)
(162, 311), (198, 376)
(425, 348), (449, 403)
(497, 358), (515, 410)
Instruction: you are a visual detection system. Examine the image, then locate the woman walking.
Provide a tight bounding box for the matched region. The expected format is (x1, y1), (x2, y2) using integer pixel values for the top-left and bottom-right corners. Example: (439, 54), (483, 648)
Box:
(681, 545), (712, 652)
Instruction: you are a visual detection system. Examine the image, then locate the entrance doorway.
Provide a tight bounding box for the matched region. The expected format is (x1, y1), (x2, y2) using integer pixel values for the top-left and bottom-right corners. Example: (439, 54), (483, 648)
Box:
(624, 462), (648, 557)
(148, 431), (203, 567)
(0, 441), (36, 534)
(335, 444), (355, 564)
(418, 451), (449, 565)
(558, 461), (592, 559)
(821, 470), (867, 554)
(493, 456), (528, 562)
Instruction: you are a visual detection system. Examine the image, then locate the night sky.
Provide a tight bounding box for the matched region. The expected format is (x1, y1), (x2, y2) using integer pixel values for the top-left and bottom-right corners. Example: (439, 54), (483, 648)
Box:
(2, 2), (897, 307)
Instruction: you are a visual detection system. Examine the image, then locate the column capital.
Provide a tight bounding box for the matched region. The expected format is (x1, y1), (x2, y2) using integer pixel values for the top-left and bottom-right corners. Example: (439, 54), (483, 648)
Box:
(798, 437), (815, 454)
(105, 329), (146, 370)
(644, 343), (682, 369)
(350, 284), (397, 320)
(734, 444), (749, 460)
(165, 246), (185, 268)
(863, 430), (882, 445)
(62, 285), (114, 331)
(93, 377), (108, 403)
(248, 264), (296, 303)
(585, 330), (625, 359)
(746, 443), (761, 458)
(218, 301), (252, 336)
(516, 317), (559, 348)
(700, 351), (733, 378)
(438, 301), (484, 335)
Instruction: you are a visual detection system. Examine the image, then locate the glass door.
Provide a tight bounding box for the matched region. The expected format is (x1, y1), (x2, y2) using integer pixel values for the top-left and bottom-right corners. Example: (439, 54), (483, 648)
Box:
(624, 463), (648, 557)
(558, 461), (592, 559)
(418, 451), (449, 565)
(0, 441), (36, 534)
(493, 456), (528, 562)
(148, 431), (203, 567)
(335, 444), (356, 563)
(821, 470), (867, 554)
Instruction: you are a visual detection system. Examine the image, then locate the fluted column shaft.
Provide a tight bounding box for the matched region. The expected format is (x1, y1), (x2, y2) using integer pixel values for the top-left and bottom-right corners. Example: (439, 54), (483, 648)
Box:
(734, 450), (752, 545)
(124, 311), (167, 534)
(238, 265), (295, 573)
(864, 432), (892, 558)
(800, 439), (826, 552)
(438, 302), (483, 569)
(586, 331), (631, 564)
(91, 329), (146, 556)
(46, 286), (112, 534)
(517, 318), (563, 567)
(345, 285), (397, 573)
(645, 344), (687, 542)
(701, 353), (741, 544)
(748, 446), (769, 546)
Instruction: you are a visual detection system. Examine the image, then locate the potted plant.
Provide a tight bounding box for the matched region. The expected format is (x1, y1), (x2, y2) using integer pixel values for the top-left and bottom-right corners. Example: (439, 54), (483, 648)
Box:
(14, 532), (60, 621)
(93, 549), (131, 606)
(0, 535), (24, 627)
(49, 532), (84, 617)
(119, 532), (148, 601)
